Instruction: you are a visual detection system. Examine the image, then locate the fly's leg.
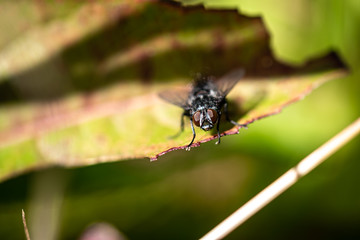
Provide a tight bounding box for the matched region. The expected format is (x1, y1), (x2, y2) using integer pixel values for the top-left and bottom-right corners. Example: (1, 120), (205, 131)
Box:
(186, 118), (196, 151)
(215, 112), (221, 145)
(224, 100), (248, 129)
(169, 111), (185, 139)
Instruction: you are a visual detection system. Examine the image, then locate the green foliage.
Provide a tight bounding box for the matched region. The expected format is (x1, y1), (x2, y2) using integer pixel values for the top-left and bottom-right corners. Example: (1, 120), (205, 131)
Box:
(178, 0), (360, 68)
(0, 69), (345, 181)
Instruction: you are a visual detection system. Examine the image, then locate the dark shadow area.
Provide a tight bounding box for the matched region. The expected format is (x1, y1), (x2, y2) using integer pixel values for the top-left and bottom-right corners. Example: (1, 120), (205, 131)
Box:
(0, 80), (20, 102)
(220, 92), (266, 133)
(204, 90), (266, 136)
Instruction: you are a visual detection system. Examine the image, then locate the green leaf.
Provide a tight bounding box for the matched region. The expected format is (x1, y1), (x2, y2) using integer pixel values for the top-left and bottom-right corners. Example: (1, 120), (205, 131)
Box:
(177, 0), (360, 68)
(0, 68), (346, 181)
(0, 0), (143, 81)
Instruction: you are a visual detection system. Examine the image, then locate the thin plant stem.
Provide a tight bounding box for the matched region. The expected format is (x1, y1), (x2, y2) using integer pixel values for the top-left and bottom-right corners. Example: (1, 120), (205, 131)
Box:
(201, 118), (360, 240)
(22, 209), (31, 240)
(29, 168), (68, 240)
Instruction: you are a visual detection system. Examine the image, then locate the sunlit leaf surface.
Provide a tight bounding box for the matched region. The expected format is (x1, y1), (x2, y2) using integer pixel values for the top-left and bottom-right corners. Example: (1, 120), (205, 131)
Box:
(0, 68), (346, 181)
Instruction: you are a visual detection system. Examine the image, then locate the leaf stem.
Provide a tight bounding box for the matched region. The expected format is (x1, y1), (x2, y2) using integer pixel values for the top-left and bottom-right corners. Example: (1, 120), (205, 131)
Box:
(201, 117), (360, 240)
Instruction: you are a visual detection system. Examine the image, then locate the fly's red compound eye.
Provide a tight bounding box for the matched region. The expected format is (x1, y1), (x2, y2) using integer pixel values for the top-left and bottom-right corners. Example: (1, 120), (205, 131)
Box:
(207, 109), (218, 123)
(193, 111), (201, 127)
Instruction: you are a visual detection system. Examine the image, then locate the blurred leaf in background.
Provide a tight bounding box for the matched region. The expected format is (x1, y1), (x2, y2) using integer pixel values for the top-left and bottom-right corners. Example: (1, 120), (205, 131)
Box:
(0, 0), (359, 240)
(178, 0), (360, 68)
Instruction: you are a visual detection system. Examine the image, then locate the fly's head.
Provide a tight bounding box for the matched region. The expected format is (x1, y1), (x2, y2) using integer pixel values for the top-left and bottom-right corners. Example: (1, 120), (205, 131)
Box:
(192, 108), (218, 131)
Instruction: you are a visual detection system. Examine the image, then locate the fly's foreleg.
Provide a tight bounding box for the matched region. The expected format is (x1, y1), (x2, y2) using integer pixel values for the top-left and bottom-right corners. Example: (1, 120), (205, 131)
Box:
(186, 117), (196, 151)
(215, 111), (221, 145)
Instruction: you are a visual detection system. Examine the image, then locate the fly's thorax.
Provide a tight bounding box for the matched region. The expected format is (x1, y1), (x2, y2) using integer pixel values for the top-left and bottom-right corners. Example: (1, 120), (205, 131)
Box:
(189, 93), (222, 111)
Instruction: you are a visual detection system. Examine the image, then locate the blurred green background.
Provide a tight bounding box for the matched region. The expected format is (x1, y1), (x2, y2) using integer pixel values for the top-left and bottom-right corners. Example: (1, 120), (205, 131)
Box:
(0, 0), (359, 239)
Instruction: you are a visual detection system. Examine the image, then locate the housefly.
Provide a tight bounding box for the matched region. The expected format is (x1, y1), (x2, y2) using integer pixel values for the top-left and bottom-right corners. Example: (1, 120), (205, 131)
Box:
(159, 69), (247, 150)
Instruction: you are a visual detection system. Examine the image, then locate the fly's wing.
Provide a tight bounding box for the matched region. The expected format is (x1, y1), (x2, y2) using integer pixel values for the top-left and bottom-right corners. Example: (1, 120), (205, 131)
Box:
(158, 87), (191, 109)
(215, 69), (245, 97)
